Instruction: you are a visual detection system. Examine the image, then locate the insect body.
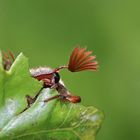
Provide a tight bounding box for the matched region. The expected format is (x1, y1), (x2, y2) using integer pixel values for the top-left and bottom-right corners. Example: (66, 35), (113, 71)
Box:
(30, 67), (60, 88)
(29, 67), (81, 104)
(2, 47), (98, 110)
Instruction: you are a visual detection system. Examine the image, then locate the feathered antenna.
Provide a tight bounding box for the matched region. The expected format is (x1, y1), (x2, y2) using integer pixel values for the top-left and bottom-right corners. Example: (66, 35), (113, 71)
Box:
(68, 47), (98, 72)
(55, 46), (98, 72)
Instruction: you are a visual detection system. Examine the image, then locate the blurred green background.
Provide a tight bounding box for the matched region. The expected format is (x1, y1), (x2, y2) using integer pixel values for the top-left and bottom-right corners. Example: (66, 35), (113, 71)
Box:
(0, 0), (140, 140)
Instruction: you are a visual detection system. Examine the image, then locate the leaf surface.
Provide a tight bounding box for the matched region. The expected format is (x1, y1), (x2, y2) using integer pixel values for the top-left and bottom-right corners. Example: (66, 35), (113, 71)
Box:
(0, 52), (104, 140)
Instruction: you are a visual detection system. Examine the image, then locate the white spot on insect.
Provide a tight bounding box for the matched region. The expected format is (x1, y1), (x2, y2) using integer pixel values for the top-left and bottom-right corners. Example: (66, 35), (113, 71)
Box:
(30, 67), (53, 76)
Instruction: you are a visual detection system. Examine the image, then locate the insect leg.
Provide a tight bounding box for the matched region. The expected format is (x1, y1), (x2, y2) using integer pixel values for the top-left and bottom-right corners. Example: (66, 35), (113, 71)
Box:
(25, 87), (44, 107)
(19, 87), (44, 113)
(26, 95), (35, 107)
(51, 83), (81, 103)
(44, 95), (60, 102)
(44, 91), (81, 103)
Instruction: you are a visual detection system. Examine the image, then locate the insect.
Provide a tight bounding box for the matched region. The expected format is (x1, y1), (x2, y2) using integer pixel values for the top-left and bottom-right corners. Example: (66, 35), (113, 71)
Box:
(2, 47), (98, 110)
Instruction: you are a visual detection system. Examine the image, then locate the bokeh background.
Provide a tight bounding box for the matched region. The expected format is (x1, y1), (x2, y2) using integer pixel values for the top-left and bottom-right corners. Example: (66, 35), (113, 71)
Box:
(0, 0), (140, 140)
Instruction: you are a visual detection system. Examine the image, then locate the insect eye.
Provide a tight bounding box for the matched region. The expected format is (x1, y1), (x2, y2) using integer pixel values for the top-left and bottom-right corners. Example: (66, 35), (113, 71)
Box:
(54, 72), (60, 83)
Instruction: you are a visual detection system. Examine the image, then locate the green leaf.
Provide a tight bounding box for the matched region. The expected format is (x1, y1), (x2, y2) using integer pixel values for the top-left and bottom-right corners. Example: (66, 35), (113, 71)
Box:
(0, 52), (43, 130)
(0, 52), (104, 140)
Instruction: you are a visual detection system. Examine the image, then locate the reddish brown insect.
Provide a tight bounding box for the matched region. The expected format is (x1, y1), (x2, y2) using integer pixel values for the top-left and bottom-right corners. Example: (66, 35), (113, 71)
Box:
(2, 47), (98, 109)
